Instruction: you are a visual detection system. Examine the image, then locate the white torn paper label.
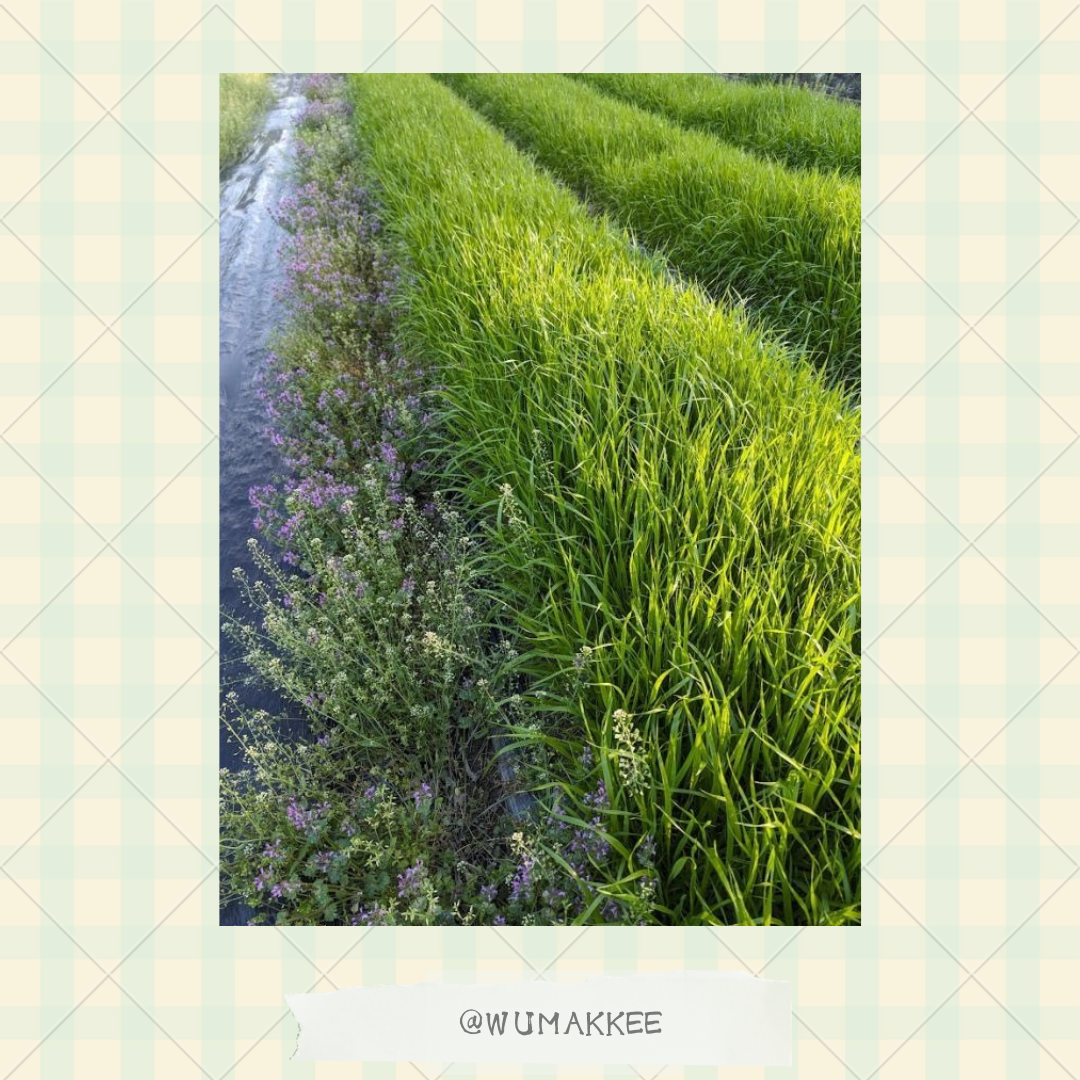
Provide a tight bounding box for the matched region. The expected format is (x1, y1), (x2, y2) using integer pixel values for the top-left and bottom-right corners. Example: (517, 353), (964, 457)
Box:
(286, 970), (790, 1065)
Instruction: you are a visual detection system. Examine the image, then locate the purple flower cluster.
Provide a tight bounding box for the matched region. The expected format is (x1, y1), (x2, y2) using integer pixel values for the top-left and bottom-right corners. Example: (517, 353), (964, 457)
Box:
(296, 95), (351, 128)
(297, 73), (339, 101)
(293, 472), (358, 511)
(249, 133), (433, 558)
(542, 885), (567, 907)
(286, 797), (331, 833)
(412, 782), (433, 808)
(396, 859), (427, 900)
(602, 899), (622, 923)
(538, 780), (614, 915)
(252, 838), (288, 896)
(509, 852), (536, 903)
(584, 781), (609, 812)
(254, 870), (301, 902)
(351, 902), (390, 926)
(271, 176), (393, 328)
(270, 879), (300, 900)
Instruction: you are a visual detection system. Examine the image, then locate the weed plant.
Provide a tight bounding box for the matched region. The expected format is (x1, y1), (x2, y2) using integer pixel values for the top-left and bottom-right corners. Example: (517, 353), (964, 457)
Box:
(221, 76), (608, 926)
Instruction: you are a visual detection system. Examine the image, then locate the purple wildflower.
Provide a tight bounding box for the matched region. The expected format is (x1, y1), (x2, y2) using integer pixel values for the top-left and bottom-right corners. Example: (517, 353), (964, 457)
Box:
(352, 902), (389, 926)
(397, 859), (426, 899)
(509, 854), (536, 903)
(286, 798), (329, 833)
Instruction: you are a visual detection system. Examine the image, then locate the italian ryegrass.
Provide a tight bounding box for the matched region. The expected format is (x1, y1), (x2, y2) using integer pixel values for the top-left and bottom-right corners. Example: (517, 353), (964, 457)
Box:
(572, 73), (861, 178)
(219, 73), (273, 172)
(351, 74), (860, 926)
(438, 73), (861, 391)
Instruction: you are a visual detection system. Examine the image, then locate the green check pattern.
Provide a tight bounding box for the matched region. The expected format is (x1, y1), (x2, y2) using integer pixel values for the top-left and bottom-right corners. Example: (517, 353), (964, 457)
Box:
(0, 2), (1078, 1079)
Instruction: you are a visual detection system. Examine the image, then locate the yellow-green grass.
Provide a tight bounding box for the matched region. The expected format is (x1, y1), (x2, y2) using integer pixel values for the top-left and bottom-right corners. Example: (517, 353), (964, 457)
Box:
(350, 74), (860, 926)
(220, 73), (273, 172)
(438, 73), (860, 391)
(572, 73), (861, 178)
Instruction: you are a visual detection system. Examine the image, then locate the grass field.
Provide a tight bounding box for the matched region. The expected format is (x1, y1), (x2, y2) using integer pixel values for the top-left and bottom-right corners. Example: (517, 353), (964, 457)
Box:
(572, 72), (861, 177)
(219, 73), (273, 171)
(437, 73), (861, 390)
(349, 74), (861, 925)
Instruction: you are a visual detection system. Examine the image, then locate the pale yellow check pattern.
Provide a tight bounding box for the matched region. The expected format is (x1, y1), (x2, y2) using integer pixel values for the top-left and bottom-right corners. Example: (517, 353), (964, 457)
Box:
(0, 2), (1078, 1079)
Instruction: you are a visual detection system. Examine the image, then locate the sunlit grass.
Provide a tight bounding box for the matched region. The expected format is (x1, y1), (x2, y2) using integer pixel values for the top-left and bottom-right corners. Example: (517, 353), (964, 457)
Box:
(438, 73), (860, 391)
(220, 73), (273, 172)
(350, 74), (860, 926)
(572, 72), (861, 177)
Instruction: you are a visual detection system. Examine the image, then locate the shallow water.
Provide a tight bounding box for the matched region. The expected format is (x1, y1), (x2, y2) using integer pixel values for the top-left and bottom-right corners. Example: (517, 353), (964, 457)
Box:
(218, 74), (307, 924)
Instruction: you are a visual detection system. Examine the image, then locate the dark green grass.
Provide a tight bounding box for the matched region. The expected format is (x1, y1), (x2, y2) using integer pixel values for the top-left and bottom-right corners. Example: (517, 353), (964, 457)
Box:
(349, 74), (860, 926)
(572, 73), (861, 177)
(437, 73), (860, 392)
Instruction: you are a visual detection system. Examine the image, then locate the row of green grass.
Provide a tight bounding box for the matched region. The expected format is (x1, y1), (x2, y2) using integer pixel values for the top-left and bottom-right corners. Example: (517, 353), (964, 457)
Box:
(436, 73), (861, 391)
(572, 73), (861, 178)
(349, 73), (860, 925)
(220, 73), (273, 172)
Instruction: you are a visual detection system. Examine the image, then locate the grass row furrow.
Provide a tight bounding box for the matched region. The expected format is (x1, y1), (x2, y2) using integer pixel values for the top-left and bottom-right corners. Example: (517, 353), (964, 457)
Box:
(571, 73), (861, 177)
(350, 73), (860, 925)
(437, 73), (861, 390)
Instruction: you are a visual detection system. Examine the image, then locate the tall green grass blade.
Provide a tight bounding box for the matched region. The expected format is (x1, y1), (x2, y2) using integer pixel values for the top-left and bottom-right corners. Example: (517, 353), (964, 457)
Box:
(438, 73), (860, 391)
(572, 72), (861, 178)
(350, 73), (860, 926)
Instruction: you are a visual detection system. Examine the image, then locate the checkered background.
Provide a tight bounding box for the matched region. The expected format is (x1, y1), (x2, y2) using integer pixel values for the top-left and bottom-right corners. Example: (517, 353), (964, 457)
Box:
(0, 1), (1077, 1077)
